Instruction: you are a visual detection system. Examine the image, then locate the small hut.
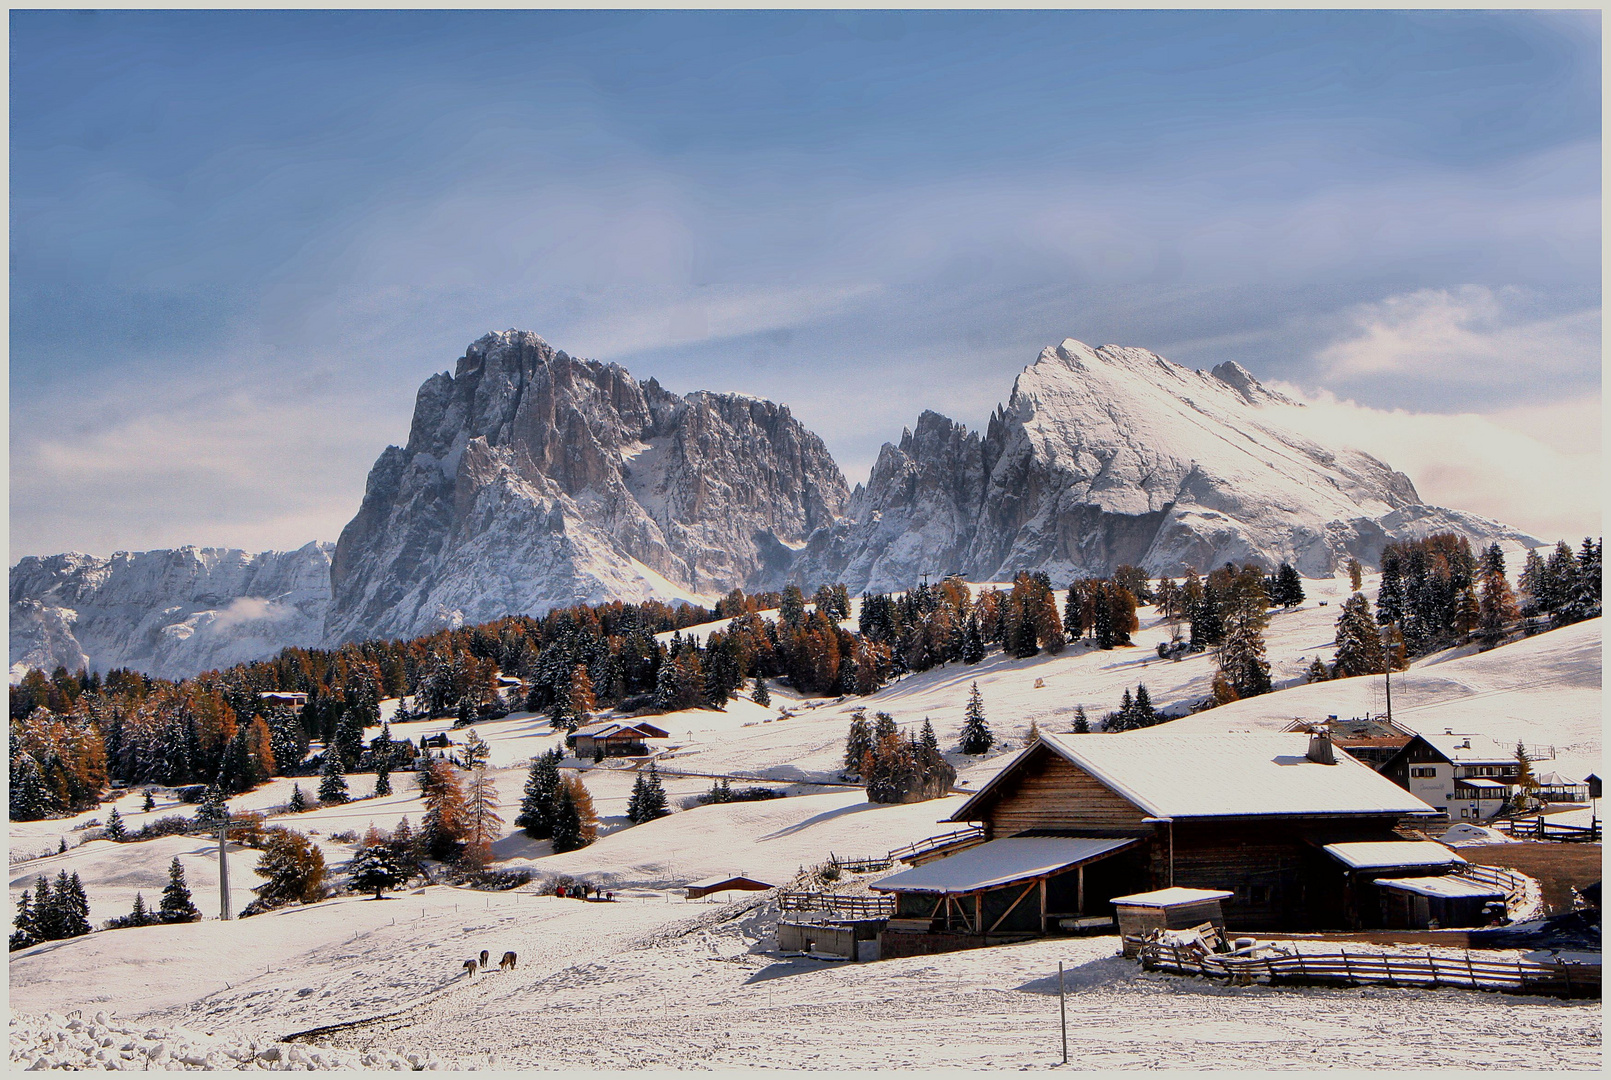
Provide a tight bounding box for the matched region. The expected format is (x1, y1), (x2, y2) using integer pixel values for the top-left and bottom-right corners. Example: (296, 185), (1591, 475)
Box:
(1374, 876), (1506, 929)
(573, 721), (671, 759)
(684, 874), (774, 901)
(1110, 887), (1232, 956)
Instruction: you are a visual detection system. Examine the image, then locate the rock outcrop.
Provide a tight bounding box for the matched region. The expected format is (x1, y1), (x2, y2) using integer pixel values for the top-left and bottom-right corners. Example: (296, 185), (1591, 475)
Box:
(793, 339), (1538, 592)
(324, 330), (847, 644)
(8, 543), (333, 681)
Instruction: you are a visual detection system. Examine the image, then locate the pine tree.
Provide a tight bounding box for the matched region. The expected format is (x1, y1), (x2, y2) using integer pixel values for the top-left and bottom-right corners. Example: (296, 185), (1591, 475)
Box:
(127, 892), (152, 928)
(1347, 558), (1363, 592)
(142, 790), (156, 813)
(1072, 705), (1090, 734)
(12, 889), (37, 951)
(516, 748), (563, 839)
(317, 753), (349, 805)
(159, 856), (201, 923)
(248, 830), (326, 912)
(105, 805), (126, 841)
(919, 718), (941, 759)
(843, 711), (873, 775)
(461, 770), (503, 869)
(751, 675), (771, 707)
(1478, 568), (1518, 645)
(373, 762), (392, 798)
(1514, 740), (1536, 792)
(1332, 593), (1385, 677)
(418, 758), (467, 860)
(960, 610), (986, 664)
(289, 784), (309, 813)
(461, 729), (491, 770)
(9, 750), (54, 822)
(652, 658), (678, 713)
(349, 844), (407, 899)
(958, 682), (993, 754)
(1132, 684), (1157, 728)
(31, 875), (60, 942)
(1306, 658), (1330, 683)
(60, 871), (91, 938)
(550, 777), (599, 854)
(333, 711), (366, 773)
(1275, 563), (1305, 608)
(628, 763), (669, 823)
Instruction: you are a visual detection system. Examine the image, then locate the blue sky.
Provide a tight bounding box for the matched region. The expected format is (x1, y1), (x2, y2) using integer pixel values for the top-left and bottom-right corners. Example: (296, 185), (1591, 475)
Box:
(10, 9), (1601, 557)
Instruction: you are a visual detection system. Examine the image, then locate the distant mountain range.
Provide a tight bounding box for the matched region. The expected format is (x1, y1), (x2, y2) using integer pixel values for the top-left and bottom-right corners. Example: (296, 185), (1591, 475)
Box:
(11, 330), (1539, 679)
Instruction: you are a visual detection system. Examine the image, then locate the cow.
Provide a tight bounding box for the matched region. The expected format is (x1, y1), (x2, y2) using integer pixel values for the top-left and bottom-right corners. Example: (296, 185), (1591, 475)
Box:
(500, 951), (517, 971)
(479, 949), (490, 969)
(463, 959), (478, 977)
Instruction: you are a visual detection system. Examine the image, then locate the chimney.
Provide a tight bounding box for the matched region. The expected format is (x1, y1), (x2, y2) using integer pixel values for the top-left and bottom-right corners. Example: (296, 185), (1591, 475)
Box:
(1307, 730), (1337, 765)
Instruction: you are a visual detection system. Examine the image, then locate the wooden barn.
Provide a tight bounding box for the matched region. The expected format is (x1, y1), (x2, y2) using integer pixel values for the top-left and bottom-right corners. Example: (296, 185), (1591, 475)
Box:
(573, 721), (671, 759)
(874, 730), (1439, 948)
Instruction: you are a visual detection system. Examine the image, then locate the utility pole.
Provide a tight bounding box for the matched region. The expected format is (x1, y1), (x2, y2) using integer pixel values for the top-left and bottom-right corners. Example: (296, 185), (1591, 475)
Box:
(1381, 624), (1395, 725)
(218, 818), (231, 921)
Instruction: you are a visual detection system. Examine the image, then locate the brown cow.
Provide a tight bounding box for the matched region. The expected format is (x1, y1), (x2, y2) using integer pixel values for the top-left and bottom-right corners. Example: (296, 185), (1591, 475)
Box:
(462, 959), (478, 977)
(499, 951), (517, 971)
(479, 949), (489, 969)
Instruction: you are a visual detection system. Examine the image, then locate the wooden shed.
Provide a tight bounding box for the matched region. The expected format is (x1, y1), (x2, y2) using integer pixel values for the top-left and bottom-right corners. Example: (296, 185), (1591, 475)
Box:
(1321, 841), (1467, 929)
(1110, 887), (1232, 956)
(1375, 875), (1506, 930)
(685, 874), (774, 901)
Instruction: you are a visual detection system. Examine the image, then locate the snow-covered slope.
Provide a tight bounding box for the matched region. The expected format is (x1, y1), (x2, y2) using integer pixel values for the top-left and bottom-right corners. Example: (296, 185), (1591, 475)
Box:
(8, 543), (333, 680)
(324, 330), (846, 644)
(796, 340), (1539, 591)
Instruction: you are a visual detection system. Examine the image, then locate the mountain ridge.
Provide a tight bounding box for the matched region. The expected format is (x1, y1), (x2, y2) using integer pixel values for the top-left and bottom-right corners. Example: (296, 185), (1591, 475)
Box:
(11, 330), (1542, 678)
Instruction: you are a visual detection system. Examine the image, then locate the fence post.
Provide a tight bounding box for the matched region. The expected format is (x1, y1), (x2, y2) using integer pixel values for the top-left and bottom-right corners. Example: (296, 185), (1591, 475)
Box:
(1058, 961), (1068, 1065)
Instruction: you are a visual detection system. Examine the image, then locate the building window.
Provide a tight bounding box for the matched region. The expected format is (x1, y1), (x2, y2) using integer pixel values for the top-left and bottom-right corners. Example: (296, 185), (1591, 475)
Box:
(1411, 767), (1437, 778)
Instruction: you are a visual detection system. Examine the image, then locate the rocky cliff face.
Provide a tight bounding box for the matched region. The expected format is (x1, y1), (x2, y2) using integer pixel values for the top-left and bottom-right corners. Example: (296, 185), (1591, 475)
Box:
(794, 339), (1538, 592)
(324, 330), (847, 644)
(8, 543), (333, 680)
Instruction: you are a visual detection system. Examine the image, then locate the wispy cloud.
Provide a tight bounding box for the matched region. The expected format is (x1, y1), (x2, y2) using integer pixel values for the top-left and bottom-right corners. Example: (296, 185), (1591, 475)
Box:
(1265, 387), (1601, 544)
(1314, 285), (1600, 388)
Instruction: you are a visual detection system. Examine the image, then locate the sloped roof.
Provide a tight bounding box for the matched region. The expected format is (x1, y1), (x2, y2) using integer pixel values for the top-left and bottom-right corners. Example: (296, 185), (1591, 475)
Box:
(1374, 876), (1506, 900)
(1414, 733), (1515, 765)
(1324, 841), (1465, 870)
(1456, 778), (1509, 790)
(1109, 887), (1233, 908)
(952, 733), (1436, 822)
(573, 720), (670, 740)
(870, 837), (1137, 894)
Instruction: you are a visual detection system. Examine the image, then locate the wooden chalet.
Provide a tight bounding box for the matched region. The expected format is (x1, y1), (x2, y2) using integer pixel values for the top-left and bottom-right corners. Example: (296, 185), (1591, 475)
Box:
(1283, 715), (1412, 770)
(873, 731), (1439, 949)
(685, 874), (774, 901)
(573, 721), (670, 759)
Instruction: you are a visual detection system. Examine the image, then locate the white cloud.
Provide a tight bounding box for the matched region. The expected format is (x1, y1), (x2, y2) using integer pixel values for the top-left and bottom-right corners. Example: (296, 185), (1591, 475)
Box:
(1313, 285), (1599, 386)
(1264, 386), (1601, 544)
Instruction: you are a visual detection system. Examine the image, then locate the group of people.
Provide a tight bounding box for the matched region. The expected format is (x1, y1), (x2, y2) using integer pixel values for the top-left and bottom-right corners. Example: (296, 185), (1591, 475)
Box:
(554, 882), (614, 902)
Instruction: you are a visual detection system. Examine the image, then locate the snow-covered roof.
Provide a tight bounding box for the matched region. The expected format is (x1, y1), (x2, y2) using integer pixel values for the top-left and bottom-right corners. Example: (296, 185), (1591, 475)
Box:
(1536, 772), (1584, 787)
(573, 721), (668, 740)
(954, 733), (1436, 821)
(870, 837), (1138, 894)
(1373, 876), (1506, 900)
(684, 874), (772, 890)
(1109, 887), (1233, 908)
(1324, 841), (1465, 870)
(1414, 733), (1515, 765)
(1456, 778), (1509, 790)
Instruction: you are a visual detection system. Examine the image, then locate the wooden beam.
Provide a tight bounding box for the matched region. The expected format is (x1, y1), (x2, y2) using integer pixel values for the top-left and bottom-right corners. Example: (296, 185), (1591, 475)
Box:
(988, 882), (1039, 934)
(1040, 878), (1048, 932)
(1077, 865), (1085, 914)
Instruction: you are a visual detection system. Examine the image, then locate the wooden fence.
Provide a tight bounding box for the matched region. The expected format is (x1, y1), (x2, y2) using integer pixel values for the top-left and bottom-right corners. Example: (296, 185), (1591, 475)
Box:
(830, 854), (894, 873)
(1131, 938), (1599, 999)
(1498, 817), (1601, 842)
(779, 891), (895, 919)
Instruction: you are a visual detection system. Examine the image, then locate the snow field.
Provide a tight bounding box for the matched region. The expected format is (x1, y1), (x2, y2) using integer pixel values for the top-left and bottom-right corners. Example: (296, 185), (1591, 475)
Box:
(317, 898), (1601, 1071)
(8, 1010), (459, 1070)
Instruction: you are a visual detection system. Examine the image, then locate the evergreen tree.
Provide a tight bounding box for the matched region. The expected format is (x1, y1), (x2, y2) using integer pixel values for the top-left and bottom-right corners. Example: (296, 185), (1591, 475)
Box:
(461, 729), (491, 770)
(751, 675), (771, 707)
(1514, 740), (1536, 792)
(918, 718), (941, 760)
(960, 610), (986, 664)
(516, 748), (563, 839)
(461, 770), (503, 869)
(1305, 658), (1330, 683)
(289, 784), (309, 813)
(1274, 563), (1305, 608)
(159, 856), (201, 923)
(105, 805), (126, 841)
(627, 763), (669, 824)
(1217, 599), (1272, 700)
(1072, 705), (1090, 735)
(843, 711), (873, 775)
(1478, 567), (1518, 645)
(551, 782), (584, 852)
(11, 889), (36, 951)
(1347, 558), (1363, 592)
(652, 658), (678, 713)
(59, 871), (91, 938)
(373, 761), (392, 798)
(143, 790), (156, 813)
(1132, 684), (1157, 727)
(31, 875), (61, 942)
(418, 758), (467, 860)
(10, 748), (55, 822)
(129, 892), (151, 927)
(1377, 558), (1407, 626)
(958, 682), (993, 754)
(194, 785), (228, 830)
(349, 844), (407, 899)
(779, 585), (806, 628)
(248, 830), (326, 912)
(317, 753), (349, 805)
(1332, 593), (1385, 678)
(333, 711), (367, 773)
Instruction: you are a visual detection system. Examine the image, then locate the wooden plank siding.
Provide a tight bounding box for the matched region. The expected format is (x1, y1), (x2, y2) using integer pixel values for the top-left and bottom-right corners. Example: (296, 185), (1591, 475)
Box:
(972, 750), (1152, 837)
